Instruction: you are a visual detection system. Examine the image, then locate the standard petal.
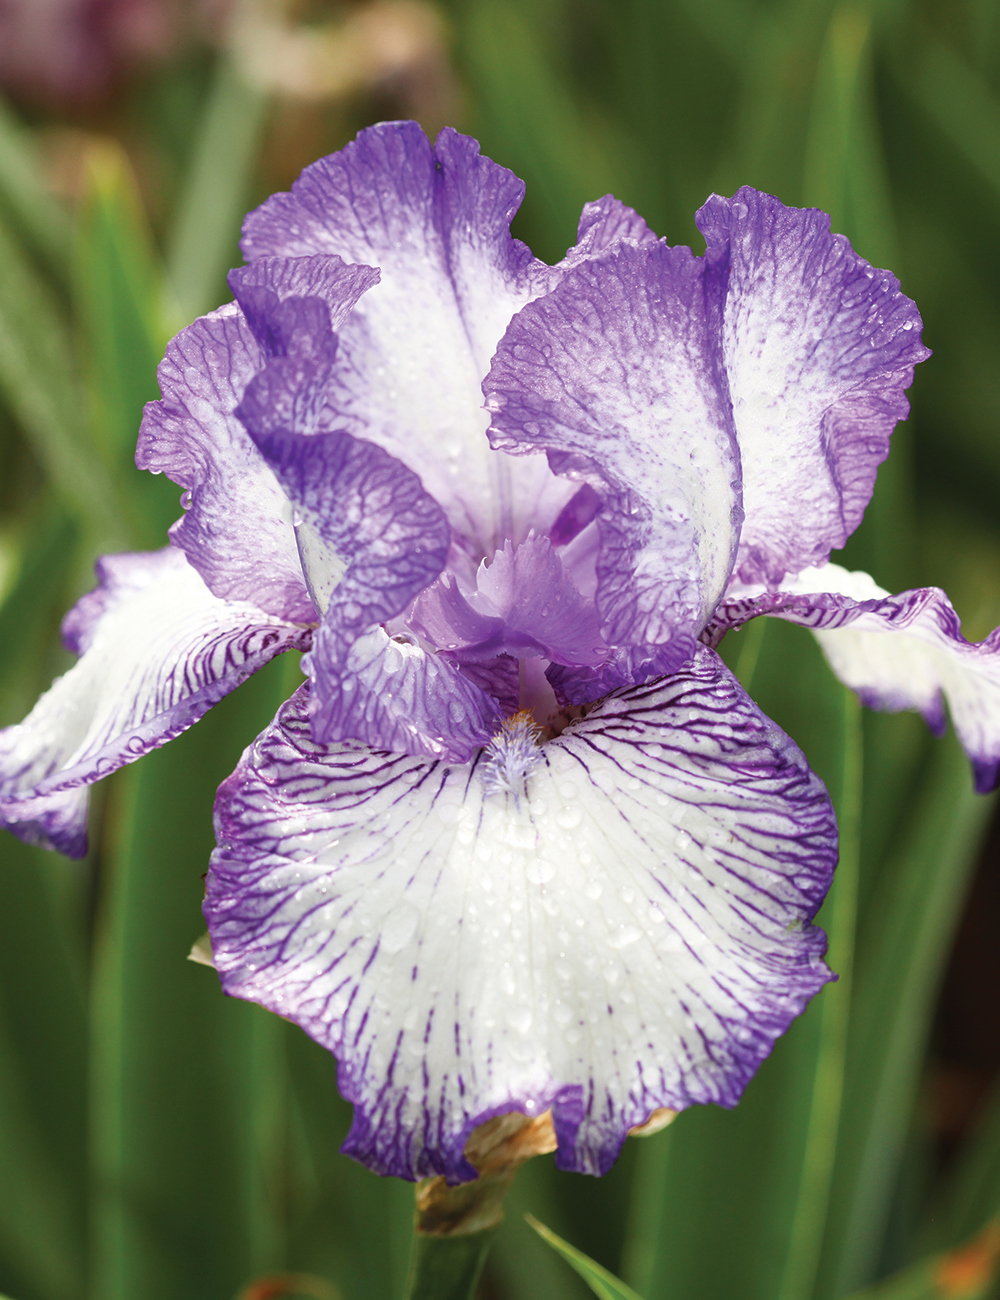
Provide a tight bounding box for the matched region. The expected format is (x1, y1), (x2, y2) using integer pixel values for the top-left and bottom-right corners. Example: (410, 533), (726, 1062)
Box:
(137, 305), (315, 622)
(697, 188), (931, 586)
(708, 563), (1000, 792)
(0, 549), (310, 857)
(560, 195), (659, 269)
(205, 648), (835, 1181)
(484, 240), (742, 678)
(240, 120), (575, 557)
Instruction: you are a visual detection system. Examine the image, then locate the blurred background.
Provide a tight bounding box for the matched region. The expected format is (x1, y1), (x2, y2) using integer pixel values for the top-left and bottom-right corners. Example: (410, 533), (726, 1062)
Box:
(1, 1), (1000, 1298)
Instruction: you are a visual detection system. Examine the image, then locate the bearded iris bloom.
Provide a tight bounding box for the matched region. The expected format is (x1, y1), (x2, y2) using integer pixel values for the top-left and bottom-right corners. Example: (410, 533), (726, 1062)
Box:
(2, 121), (998, 1184)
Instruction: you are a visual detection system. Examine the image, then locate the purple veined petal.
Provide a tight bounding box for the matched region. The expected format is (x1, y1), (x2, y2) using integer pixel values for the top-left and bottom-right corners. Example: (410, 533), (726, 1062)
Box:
(237, 361), (453, 744)
(547, 643), (683, 707)
(301, 627), (500, 761)
(137, 305), (314, 623)
(558, 195), (660, 271)
(453, 654), (520, 716)
(412, 534), (606, 668)
(484, 240), (742, 675)
(0, 548), (310, 857)
(240, 120), (576, 558)
(697, 188), (931, 587)
(205, 647), (836, 1182)
(708, 562), (1000, 792)
(227, 254), (379, 356)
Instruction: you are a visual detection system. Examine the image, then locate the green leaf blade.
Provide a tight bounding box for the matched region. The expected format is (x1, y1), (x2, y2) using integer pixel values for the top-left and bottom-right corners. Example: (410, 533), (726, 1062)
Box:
(526, 1214), (645, 1300)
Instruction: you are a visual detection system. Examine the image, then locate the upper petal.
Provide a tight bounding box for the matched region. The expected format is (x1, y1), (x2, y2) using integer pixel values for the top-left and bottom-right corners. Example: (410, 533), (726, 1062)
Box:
(205, 647), (835, 1181)
(240, 121), (576, 557)
(697, 188), (931, 586)
(709, 562), (1000, 792)
(484, 240), (742, 675)
(137, 305), (314, 622)
(0, 548), (309, 857)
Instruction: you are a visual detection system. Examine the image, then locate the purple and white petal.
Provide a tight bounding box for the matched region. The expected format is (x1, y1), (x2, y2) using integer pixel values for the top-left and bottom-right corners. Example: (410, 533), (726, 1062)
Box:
(241, 120), (574, 557)
(559, 195), (659, 269)
(205, 648), (835, 1181)
(698, 188), (931, 586)
(0, 548), (310, 857)
(235, 383), (452, 744)
(485, 240), (741, 675)
(412, 534), (605, 668)
(228, 254), (379, 355)
(301, 626), (501, 761)
(137, 306), (315, 622)
(710, 562), (1000, 792)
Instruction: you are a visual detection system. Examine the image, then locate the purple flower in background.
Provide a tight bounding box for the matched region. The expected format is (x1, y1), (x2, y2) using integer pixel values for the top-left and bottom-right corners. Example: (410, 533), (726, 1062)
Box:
(3, 122), (1000, 1182)
(0, 0), (228, 104)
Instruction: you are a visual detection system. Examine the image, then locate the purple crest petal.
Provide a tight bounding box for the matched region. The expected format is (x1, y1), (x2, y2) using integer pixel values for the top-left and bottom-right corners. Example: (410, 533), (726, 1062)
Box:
(0, 549), (309, 857)
(709, 563), (1000, 790)
(299, 628), (500, 762)
(484, 240), (742, 673)
(453, 654), (520, 716)
(240, 120), (576, 559)
(205, 648), (835, 1181)
(697, 187), (931, 586)
(547, 643), (683, 707)
(412, 534), (605, 668)
(137, 305), (314, 622)
(227, 254), (379, 355)
(236, 374), (452, 745)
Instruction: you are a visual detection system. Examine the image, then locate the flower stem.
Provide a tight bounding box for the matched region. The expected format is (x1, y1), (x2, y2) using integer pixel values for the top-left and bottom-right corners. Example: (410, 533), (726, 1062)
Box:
(403, 1230), (497, 1300)
(402, 1112), (558, 1299)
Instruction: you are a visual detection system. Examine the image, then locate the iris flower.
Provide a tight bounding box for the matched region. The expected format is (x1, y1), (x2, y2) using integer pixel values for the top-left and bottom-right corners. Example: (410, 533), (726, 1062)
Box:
(3, 122), (998, 1184)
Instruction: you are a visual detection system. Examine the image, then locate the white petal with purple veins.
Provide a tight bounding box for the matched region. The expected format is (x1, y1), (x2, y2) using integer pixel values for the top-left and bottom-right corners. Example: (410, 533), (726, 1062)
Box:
(206, 648), (834, 1181)
(0, 548), (309, 856)
(710, 563), (1000, 791)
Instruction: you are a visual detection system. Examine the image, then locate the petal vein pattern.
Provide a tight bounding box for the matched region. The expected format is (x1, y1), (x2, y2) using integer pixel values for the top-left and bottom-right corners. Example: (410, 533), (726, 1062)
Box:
(484, 240), (741, 669)
(698, 188), (931, 585)
(206, 648), (835, 1181)
(137, 304), (315, 622)
(240, 121), (576, 556)
(0, 549), (310, 857)
(710, 563), (1000, 792)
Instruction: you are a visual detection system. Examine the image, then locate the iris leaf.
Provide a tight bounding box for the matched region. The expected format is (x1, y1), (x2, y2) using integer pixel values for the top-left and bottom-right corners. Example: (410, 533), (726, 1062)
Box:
(623, 621), (862, 1300)
(525, 1215), (644, 1300)
(89, 656), (301, 1300)
(72, 140), (179, 549)
(0, 95), (71, 280)
(903, 38), (1000, 209)
(0, 837), (87, 1300)
(816, 735), (996, 1297)
(0, 210), (128, 553)
(165, 55), (270, 328)
(460, 0), (632, 263)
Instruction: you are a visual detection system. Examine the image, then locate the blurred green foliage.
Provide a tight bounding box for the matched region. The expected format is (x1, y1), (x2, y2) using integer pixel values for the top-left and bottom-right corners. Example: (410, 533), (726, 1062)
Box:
(0, 1), (999, 1298)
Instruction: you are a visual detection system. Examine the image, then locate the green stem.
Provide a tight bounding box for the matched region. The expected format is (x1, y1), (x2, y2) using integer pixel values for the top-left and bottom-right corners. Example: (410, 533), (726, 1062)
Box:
(403, 1230), (497, 1300)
